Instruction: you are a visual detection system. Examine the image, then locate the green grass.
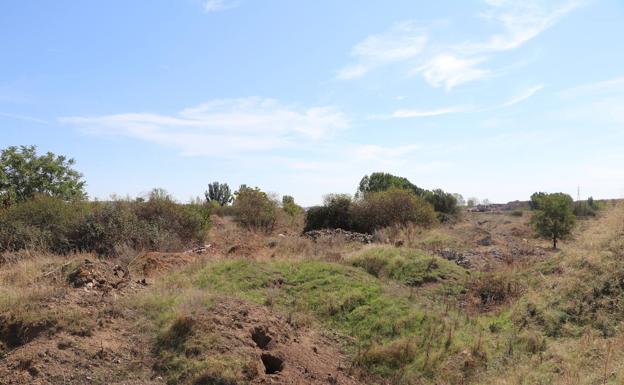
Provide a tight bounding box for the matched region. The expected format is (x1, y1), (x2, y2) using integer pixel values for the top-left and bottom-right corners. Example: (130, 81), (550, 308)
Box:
(348, 246), (469, 287)
(187, 258), (525, 383)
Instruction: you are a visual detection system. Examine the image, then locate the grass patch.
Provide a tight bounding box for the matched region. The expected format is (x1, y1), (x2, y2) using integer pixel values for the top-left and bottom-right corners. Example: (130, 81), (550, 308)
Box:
(348, 246), (469, 286)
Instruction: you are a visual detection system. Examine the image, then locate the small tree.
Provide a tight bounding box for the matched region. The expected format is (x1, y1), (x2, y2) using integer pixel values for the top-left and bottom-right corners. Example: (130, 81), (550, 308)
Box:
(232, 185), (277, 232)
(529, 192), (547, 210)
(282, 195), (303, 216)
(205, 182), (233, 206)
(530, 193), (576, 249)
(0, 145), (86, 207)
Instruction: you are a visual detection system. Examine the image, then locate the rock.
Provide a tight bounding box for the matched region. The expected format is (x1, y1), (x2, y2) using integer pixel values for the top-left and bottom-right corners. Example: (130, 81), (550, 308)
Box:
(477, 235), (492, 246)
(304, 229), (373, 244)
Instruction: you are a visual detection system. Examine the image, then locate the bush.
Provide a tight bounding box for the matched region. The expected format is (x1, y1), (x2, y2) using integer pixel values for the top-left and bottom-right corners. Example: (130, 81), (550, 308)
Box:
(304, 194), (353, 232)
(0, 195), (87, 253)
(0, 189), (210, 256)
(134, 189), (209, 250)
(423, 189), (458, 215)
(356, 172), (458, 214)
(233, 186), (277, 232)
(351, 189), (436, 233)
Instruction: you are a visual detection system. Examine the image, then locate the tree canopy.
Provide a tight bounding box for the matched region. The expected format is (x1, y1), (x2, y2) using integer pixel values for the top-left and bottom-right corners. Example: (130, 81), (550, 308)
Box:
(0, 145), (86, 207)
(530, 192), (576, 249)
(205, 181), (233, 206)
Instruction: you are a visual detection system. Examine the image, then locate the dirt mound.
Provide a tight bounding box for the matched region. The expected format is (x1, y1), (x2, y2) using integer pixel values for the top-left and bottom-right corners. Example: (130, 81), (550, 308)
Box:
(304, 229), (373, 244)
(67, 259), (129, 289)
(130, 251), (200, 277)
(179, 298), (361, 385)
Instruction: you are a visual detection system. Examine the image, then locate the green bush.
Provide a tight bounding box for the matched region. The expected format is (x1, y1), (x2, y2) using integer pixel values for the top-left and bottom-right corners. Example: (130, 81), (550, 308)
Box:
(304, 194), (353, 232)
(0, 190), (209, 256)
(232, 186), (277, 232)
(0, 195), (87, 253)
(351, 188), (436, 233)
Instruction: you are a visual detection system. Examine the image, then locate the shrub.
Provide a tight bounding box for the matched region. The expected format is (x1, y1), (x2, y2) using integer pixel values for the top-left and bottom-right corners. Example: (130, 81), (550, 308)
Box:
(74, 201), (142, 256)
(356, 172), (458, 214)
(134, 189), (209, 250)
(351, 188), (436, 233)
(0, 195), (87, 253)
(423, 189), (459, 215)
(282, 195), (303, 217)
(0, 189), (210, 256)
(232, 186), (277, 232)
(304, 194), (353, 232)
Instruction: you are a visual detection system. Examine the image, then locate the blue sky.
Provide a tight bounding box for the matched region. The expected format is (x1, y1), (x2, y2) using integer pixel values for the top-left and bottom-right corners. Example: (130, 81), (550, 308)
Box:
(2, 0), (624, 205)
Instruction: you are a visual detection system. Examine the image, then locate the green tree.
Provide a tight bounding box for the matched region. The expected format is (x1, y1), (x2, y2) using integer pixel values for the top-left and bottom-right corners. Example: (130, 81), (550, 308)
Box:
(233, 185), (277, 232)
(423, 189), (459, 214)
(282, 195), (303, 216)
(529, 192), (547, 210)
(357, 172), (424, 197)
(205, 181), (233, 206)
(0, 145), (86, 207)
(530, 192), (576, 249)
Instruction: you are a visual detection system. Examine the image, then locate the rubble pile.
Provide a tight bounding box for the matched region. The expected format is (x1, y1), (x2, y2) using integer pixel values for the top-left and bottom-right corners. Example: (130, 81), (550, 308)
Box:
(304, 229), (373, 244)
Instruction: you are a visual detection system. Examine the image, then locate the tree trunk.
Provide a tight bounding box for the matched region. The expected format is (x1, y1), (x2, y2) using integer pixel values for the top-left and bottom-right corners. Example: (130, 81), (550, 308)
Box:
(553, 237), (557, 250)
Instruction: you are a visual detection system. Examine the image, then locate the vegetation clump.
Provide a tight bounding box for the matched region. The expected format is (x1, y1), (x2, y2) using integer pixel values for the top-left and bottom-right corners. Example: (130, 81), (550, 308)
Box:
(0, 145), (86, 207)
(530, 192), (576, 249)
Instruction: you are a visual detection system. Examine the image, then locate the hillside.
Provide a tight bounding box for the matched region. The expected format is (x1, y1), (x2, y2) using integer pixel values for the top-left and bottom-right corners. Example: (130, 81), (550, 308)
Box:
(2, 204), (624, 384)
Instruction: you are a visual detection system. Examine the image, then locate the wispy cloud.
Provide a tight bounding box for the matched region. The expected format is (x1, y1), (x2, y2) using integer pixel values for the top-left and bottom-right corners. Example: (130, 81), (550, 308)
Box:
(460, 0), (582, 54)
(337, 22), (427, 80)
(338, 0), (580, 89)
(60, 97), (348, 156)
(369, 105), (470, 120)
(0, 112), (47, 124)
(501, 84), (544, 107)
(416, 54), (490, 90)
(351, 144), (421, 161)
(560, 76), (624, 97)
(202, 0), (239, 13)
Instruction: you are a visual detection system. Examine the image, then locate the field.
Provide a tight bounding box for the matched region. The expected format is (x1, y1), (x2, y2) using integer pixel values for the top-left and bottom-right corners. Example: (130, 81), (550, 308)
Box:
(2, 204), (624, 385)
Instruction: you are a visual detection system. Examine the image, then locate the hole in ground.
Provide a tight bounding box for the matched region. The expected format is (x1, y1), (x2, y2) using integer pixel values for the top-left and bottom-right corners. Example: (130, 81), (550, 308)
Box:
(261, 353), (284, 374)
(251, 327), (272, 350)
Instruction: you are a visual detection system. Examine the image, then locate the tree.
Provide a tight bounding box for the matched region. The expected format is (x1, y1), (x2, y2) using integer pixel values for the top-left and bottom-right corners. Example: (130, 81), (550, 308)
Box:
(529, 192), (547, 210)
(205, 181), (233, 206)
(232, 185), (277, 232)
(282, 195), (303, 216)
(423, 189), (459, 214)
(467, 197), (479, 207)
(0, 145), (86, 207)
(357, 172), (424, 197)
(530, 192), (576, 249)
(452, 193), (466, 206)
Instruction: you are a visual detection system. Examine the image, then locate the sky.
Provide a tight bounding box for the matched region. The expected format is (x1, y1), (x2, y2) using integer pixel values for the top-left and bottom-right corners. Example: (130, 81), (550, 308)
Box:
(1, 0), (624, 206)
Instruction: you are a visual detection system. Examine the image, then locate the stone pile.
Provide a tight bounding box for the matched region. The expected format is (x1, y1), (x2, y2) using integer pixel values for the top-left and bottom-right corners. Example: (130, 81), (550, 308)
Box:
(304, 228), (373, 244)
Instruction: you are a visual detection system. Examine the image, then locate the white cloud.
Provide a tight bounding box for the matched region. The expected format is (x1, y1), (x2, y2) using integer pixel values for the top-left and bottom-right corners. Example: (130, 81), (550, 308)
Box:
(0, 112), (48, 124)
(202, 0), (239, 13)
(417, 54), (490, 90)
(337, 22), (427, 80)
(459, 0), (582, 53)
(369, 105), (469, 120)
(560, 76), (624, 97)
(351, 144), (421, 161)
(501, 84), (544, 107)
(60, 97), (348, 156)
(338, 1), (580, 89)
